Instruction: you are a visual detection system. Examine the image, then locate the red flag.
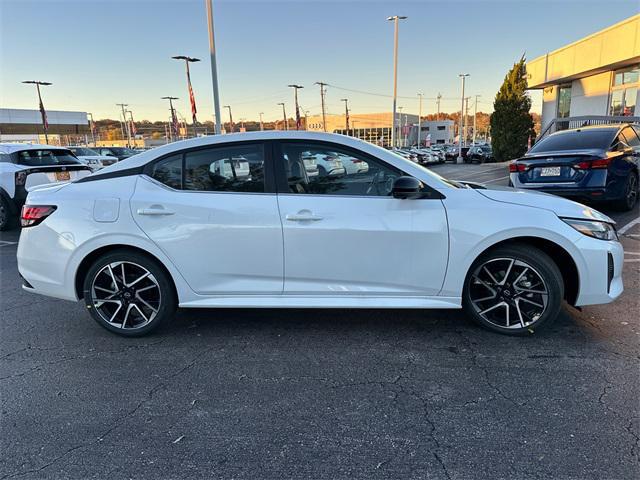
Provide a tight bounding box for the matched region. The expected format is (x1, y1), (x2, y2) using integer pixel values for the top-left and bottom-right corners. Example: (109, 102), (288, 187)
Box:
(39, 99), (48, 131)
(130, 119), (137, 136)
(187, 68), (197, 124)
(295, 104), (301, 130)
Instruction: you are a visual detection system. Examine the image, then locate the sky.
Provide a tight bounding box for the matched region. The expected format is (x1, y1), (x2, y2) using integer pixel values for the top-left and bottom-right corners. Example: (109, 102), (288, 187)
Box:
(1, 0), (639, 123)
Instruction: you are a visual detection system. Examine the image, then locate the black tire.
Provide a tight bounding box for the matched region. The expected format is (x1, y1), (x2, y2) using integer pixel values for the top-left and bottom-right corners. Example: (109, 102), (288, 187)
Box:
(462, 244), (564, 336)
(612, 171), (638, 211)
(0, 196), (16, 231)
(83, 249), (177, 337)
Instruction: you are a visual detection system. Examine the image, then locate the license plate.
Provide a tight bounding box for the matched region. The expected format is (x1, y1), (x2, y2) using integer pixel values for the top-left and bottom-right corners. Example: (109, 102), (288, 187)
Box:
(55, 171), (71, 181)
(540, 166), (561, 177)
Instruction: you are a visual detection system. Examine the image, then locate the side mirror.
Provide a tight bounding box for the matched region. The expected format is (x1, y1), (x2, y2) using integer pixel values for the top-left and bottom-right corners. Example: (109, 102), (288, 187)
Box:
(392, 176), (423, 199)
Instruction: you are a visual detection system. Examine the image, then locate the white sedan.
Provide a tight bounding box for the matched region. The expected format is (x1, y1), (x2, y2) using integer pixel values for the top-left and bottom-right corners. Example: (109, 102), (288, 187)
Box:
(17, 131), (623, 337)
(67, 147), (117, 171)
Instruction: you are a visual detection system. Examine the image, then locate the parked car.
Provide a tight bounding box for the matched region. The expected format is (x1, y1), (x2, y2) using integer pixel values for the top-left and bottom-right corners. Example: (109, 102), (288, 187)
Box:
(335, 152), (369, 175)
(18, 131), (623, 338)
(0, 144), (92, 230)
(466, 145), (495, 163)
(302, 151), (345, 176)
(93, 147), (137, 161)
(445, 146), (469, 162)
(68, 147), (117, 171)
(393, 148), (418, 163)
(509, 124), (639, 211)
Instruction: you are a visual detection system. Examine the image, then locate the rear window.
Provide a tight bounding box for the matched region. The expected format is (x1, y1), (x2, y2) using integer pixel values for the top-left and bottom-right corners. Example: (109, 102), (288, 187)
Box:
(17, 149), (81, 166)
(70, 147), (98, 156)
(529, 130), (616, 153)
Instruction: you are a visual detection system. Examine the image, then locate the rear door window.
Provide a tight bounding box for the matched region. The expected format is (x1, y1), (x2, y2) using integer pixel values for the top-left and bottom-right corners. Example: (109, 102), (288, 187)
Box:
(17, 149), (81, 166)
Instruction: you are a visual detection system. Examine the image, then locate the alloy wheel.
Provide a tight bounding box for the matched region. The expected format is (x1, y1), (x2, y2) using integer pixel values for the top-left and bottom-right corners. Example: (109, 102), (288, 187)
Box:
(469, 257), (549, 329)
(627, 174), (638, 208)
(91, 261), (161, 330)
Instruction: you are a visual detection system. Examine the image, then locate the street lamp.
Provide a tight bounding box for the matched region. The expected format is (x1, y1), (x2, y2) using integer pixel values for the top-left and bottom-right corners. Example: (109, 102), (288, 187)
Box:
(387, 15), (407, 149)
(22, 80), (52, 144)
(172, 55), (201, 137)
(457, 73), (470, 164)
(278, 102), (287, 131)
(205, 0), (222, 135)
(417, 93), (423, 147)
(223, 105), (233, 133)
(259, 112), (264, 131)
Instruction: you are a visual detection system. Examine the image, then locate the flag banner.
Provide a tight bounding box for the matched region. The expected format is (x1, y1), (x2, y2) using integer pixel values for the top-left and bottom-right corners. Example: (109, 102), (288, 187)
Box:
(171, 110), (180, 137)
(39, 99), (48, 131)
(295, 104), (301, 130)
(130, 120), (137, 136)
(187, 67), (197, 124)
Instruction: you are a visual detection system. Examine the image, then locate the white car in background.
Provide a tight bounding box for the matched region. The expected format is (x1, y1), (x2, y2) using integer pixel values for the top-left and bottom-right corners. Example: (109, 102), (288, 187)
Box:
(17, 131), (624, 338)
(302, 151), (345, 176)
(335, 152), (369, 175)
(67, 147), (115, 171)
(0, 143), (92, 230)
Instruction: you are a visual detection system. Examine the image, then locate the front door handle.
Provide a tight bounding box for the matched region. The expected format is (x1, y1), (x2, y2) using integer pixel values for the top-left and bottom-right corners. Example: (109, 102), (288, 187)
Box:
(286, 211), (323, 222)
(137, 207), (175, 216)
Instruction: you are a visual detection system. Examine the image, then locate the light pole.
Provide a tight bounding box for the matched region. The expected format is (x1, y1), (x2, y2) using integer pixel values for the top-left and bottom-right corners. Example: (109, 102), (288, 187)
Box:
(436, 93), (442, 120)
(88, 112), (96, 145)
(259, 112), (264, 131)
(288, 84), (304, 130)
(304, 110), (309, 130)
(472, 94), (481, 145)
(162, 96), (179, 141)
(205, 0), (222, 135)
(223, 105), (233, 133)
(116, 103), (131, 148)
(22, 80), (52, 144)
(341, 98), (350, 134)
(398, 106), (404, 147)
(464, 96), (470, 146)
(314, 82), (327, 132)
(457, 74), (469, 164)
(277, 103), (287, 130)
(417, 92), (423, 147)
(387, 15), (407, 149)
(172, 55), (201, 137)
(127, 110), (137, 147)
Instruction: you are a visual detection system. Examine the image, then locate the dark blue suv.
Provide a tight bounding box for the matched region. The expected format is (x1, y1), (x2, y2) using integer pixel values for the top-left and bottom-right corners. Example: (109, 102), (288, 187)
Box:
(509, 124), (639, 211)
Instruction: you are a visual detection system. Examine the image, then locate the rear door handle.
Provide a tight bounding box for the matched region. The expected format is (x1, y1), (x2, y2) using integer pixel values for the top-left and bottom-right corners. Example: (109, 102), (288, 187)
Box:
(285, 212), (323, 222)
(137, 207), (175, 216)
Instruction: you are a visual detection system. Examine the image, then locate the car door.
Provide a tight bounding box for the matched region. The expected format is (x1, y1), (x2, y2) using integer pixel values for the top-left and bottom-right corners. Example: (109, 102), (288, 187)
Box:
(274, 141), (449, 296)
(130, 141), (284, 295)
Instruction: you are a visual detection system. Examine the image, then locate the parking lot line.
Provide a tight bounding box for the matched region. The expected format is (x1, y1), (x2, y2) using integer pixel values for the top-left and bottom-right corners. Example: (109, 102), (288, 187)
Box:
(618, 217), (640, 235)
(0, 240), (18, 247)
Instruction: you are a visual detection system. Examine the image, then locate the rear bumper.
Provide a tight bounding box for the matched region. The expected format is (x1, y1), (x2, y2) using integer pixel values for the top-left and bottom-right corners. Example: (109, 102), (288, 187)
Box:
(509, 172), (625, 203)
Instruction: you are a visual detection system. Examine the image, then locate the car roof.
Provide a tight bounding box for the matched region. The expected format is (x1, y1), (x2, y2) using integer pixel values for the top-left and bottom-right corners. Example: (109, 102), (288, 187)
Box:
(0, 143), (71, 154)
(549, 124), (634, 137)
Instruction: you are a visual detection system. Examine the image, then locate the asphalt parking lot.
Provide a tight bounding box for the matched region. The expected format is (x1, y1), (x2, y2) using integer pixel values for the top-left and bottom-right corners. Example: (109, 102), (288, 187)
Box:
(1, 162), (639, 480)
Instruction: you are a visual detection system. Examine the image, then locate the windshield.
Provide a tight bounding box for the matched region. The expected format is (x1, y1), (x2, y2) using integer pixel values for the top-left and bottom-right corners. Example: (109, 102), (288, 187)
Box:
(110, 148), (136, 156)
(17, 149), (81, 166)
(529, 129), (616, 153)
(70, 147), (98, 156)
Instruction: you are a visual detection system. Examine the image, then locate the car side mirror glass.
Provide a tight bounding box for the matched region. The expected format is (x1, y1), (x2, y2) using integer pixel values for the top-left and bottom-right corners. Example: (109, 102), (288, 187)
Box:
(392, 176), (423, 199)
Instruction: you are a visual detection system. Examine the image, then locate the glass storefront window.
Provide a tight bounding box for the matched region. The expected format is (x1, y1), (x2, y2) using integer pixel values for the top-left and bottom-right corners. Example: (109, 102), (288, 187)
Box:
(557, 85), (571, 118)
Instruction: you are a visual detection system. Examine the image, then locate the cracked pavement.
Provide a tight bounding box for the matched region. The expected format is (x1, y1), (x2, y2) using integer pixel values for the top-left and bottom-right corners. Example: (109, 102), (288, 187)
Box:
(1, 163), (639, 479)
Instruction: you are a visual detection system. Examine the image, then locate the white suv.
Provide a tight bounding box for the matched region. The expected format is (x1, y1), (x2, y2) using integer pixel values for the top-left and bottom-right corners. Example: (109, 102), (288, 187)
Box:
(0, 144), (92, 230)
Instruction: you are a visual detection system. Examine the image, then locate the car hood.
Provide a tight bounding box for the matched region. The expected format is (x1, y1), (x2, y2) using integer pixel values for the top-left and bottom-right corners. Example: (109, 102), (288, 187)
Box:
(474, 185), (615, 224)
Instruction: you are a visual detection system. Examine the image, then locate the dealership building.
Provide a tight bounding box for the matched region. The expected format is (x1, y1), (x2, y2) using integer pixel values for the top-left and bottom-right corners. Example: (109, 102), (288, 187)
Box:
(0, 108), (90, 145)
(527, 14), (640, 135)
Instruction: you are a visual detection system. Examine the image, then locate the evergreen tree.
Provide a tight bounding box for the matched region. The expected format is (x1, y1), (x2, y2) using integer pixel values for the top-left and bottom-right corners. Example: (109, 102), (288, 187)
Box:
(490, 56), (536, 161)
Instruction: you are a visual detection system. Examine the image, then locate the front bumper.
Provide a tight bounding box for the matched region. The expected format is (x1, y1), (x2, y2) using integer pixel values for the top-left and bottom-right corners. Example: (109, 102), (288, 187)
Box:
(573, 236), (624, 306)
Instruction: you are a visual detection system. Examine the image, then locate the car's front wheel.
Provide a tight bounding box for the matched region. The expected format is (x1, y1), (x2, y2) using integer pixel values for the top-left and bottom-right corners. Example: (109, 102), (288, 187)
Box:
(462, 244), (564, 335)
(83, 250), (177, 336)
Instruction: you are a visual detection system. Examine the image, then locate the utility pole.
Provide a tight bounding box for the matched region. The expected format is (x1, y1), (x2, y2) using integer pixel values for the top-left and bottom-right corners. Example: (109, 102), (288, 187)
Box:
(116, 103), (131, 148)
(205, 0), (222, 134)
(340, 98), (349, 134)
(464, 96), (470, 146)
(436, 93), (442, 120)
(22, 80), (52, 144)
(457, 74), (469, 164)
(398, 106), (404, 147)
(277, 102), (287, 130)
(172, 55), (201, 137)
(223, 105), (233, 133)
(417, 93), (423, 147)
(259, 112), (264, 131)
(314, 82), (328, 132)
(162, 96), (179, 141)
(127, 110), (137, 147)
(88, 112), (96, 145)
(288, 84), (304, 130)
(387, 15), (407, 149)
(473, 94), (481, 145)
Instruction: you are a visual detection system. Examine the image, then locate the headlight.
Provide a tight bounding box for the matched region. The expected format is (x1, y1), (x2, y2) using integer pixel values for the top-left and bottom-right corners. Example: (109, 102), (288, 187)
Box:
(562, 218), (618, 241)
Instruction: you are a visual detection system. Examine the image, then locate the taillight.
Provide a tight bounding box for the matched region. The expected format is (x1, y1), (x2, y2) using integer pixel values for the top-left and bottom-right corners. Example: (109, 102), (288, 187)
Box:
(508, 162), (527, 172)
(15, 171), (27, 186)
(20, 205), (57, 227)
(575, 158), (611, 170)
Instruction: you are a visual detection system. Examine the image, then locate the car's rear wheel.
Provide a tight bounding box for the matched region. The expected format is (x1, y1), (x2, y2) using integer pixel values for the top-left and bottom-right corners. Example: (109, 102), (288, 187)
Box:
(83, 250), (176, 336)
(613, 172), (638, 211)
(462, 244), (564, 335)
